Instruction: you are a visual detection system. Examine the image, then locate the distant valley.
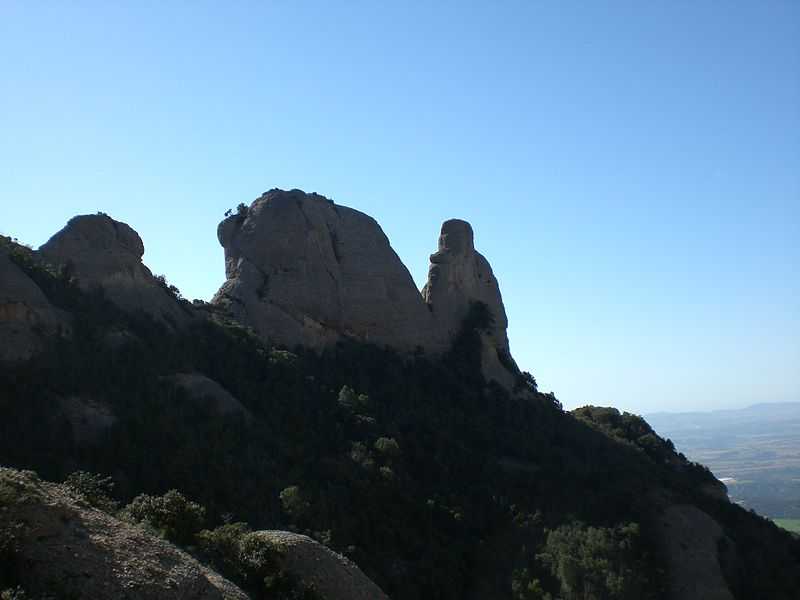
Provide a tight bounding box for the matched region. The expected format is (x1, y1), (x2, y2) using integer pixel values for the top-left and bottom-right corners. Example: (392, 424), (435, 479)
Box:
(648, 402), (800, 520)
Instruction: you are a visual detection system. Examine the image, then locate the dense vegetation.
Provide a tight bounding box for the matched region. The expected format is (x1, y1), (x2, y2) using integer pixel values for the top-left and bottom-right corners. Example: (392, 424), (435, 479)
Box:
(1, 238), (799, 599)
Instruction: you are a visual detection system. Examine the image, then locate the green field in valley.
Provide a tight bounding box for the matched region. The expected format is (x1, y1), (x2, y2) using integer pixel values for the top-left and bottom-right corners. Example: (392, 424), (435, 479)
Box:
(773, 519), (800, 534)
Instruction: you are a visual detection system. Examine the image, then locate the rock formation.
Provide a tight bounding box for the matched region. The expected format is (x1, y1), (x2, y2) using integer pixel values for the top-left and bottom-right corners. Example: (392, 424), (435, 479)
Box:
(213, 189), (519, 387)
(423, 219), (518, 388)
(57, 396), (117, 446)
(252, 530), (390, 600)
(161, 373), (251, 420)
(653, 504), (735, 600)
(213, 189), (441, 352)
(4, 190), (519, 386)
(0, 467), (249, 600)
(39, 214), (189, 326)
(0, 244), (70, 362)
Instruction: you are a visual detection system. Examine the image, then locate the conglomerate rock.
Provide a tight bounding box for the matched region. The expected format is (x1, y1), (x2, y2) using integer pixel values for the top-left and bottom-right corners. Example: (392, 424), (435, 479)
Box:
(423, 218), (518, 388)
(212, 189), (519, 387)
(0, 246), (69, 362)
(253, 530), (390, 600)
(39, 214), (189, 326)
(653, 503), (735, 600)
(0, 467), (249, 600)
(213, 189), (442, 353)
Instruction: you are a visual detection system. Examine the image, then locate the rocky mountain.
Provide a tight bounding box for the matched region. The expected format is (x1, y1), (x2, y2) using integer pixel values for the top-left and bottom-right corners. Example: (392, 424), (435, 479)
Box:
(213, 190), (440, 354)
(39, 213), (191, 328)
(1, 189), (799, 600)
(213, 189), (518, 388)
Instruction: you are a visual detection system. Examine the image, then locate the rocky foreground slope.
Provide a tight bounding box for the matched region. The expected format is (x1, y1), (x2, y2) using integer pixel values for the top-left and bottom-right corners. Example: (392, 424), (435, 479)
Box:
(0, 468), (388, 600)
(0, 467), (249, 600)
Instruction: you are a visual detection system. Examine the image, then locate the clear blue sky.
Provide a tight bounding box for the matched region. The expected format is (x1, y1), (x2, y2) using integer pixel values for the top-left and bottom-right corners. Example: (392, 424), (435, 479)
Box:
(1, 2), (798, 414)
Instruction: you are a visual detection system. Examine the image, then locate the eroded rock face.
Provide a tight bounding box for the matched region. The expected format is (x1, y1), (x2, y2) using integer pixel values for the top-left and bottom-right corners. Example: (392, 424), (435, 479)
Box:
(57, 396), (117, 446)
(423, 219), (518, 387)
(253, 530), (390, 600)
(654, 504), (735, 600)
(213, 189), (440, 352)
(161, 373), (251, 420)
(212, 190), (520, 388)
(39, 214), (189, 326)
(0, 247), (70, 362)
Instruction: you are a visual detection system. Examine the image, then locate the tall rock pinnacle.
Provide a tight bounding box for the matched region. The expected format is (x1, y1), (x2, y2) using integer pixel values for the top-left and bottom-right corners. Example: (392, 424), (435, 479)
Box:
(423, 219), (518, 387)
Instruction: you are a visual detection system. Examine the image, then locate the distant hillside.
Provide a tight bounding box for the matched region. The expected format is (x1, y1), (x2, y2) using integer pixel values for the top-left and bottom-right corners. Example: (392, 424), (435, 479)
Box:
(648, 403), (800, 519)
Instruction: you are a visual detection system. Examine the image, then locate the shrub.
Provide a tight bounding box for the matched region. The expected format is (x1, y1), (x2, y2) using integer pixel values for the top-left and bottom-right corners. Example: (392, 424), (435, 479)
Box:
(63, 471), (118, 513)
(537, 522), (650, 600)
(0, 587), (29, 600)
(518, 371), (538, 393)
(196, 525), (319, 599)
(196, 522), (254, 579)
(511, 568), (551, 600)
(279, 486), (310, 520)
(337, 386), (370, 414)
(123, 490), (205, 545)
(374, 437), (401, 459)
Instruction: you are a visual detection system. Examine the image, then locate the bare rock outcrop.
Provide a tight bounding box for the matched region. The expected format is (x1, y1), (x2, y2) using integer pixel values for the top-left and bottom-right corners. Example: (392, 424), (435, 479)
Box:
(39, 214), (189, 326)
(0, 245), (70, 362)
(213, 189), (441, 352)
(161, 373), (251, 419)
(252, 530), (389, 600)
(653, 504), (735, 600)
(212, 189), (520, 388)
(423, 219), (518, 387)
(57, 396), (117, 446)
(0, 467), (249, 600)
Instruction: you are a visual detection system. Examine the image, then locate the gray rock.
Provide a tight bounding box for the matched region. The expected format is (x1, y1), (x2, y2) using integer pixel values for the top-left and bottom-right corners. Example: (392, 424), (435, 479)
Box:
(161, 373), (251, 419)
(39, 214), (189, 326)
(1, 467), (249, 600)
(423, 219), (518, 387)
(253, 530), (390, 600)
(0, 246), (70, 362)
(653, 504), (735, 600)
(58, 396), (117, 446)
(213, 189), (440, 352)
(213, 190), (521, 389)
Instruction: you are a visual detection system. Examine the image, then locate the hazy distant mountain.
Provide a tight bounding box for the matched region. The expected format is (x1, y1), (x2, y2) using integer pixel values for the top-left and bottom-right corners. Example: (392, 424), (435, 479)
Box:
(648, 403), (800, 519)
